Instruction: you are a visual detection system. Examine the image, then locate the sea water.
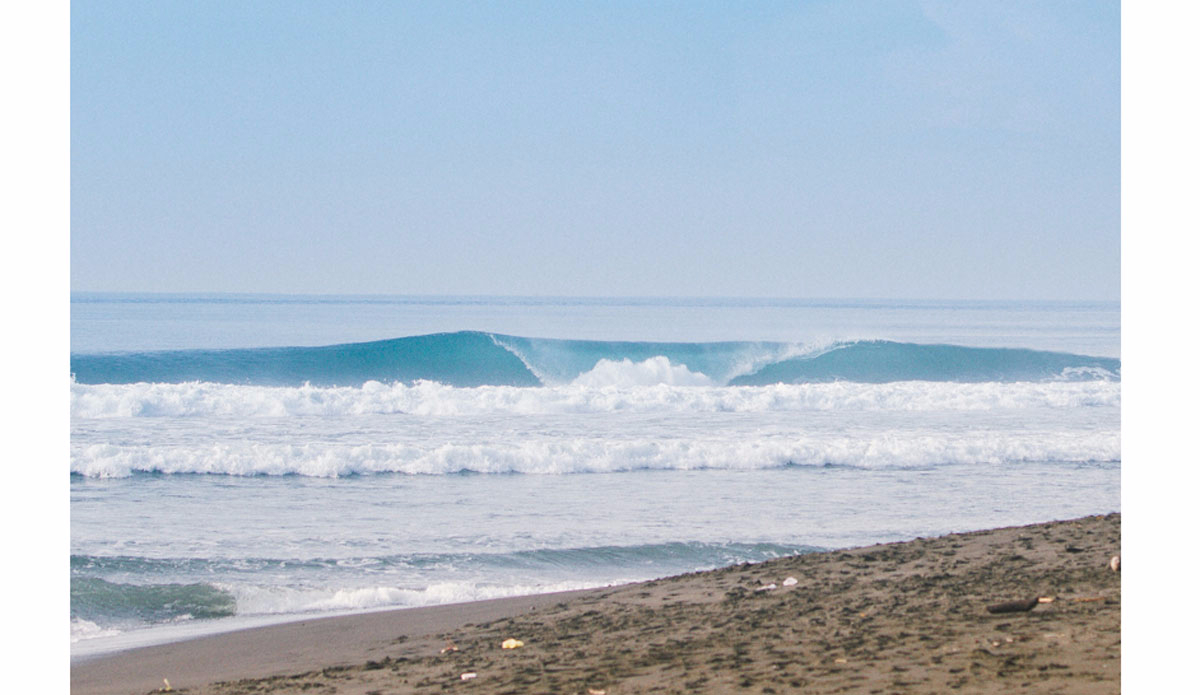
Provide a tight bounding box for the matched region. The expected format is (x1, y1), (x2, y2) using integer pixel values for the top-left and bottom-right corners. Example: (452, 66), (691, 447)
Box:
(70, 294), (1120, 657)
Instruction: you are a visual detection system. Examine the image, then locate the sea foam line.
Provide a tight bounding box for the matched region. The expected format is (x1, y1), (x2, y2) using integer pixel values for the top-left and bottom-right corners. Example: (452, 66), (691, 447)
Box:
(71, 431), (1120, 478)
(226, 579), (610, 617)
(71, 378), (1120, 419)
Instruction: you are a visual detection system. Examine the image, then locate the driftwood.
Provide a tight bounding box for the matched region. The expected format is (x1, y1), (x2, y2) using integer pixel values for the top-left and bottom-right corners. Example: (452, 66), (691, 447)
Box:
(986, 597), (1039, 614)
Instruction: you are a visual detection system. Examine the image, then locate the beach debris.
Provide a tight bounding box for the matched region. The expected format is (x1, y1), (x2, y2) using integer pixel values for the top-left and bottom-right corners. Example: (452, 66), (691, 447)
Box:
(160, 678), (173, 692)
(501, 638), (524, 649)
(782, 576), (798, 587)
(834, 657), (848, 664)
(1038, 596), (1056, 604)
(755, 583), (778, 592)
(1110, 555), (1121, 571)
(587, 689), (607, 695)
(986, 597), (1039, 614)
(460, 672), (477, 681)
(441, 642), (459, 654)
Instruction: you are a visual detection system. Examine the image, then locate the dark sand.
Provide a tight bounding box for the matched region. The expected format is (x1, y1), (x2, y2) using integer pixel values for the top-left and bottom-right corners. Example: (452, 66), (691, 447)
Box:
(73, 514), (1120, 695)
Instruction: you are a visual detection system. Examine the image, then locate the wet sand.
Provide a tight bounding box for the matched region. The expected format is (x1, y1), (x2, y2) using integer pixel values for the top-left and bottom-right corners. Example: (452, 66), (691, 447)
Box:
(72, 514), (1120, 694)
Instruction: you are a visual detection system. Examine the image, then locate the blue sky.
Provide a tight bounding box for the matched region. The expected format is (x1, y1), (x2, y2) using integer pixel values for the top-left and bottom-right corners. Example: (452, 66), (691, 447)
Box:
(71, 0), (1119, 300)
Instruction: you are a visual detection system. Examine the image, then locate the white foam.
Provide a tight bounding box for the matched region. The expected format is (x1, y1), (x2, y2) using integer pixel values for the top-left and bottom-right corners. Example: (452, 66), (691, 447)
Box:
(1057, 366), (1121, 381)
(71, 430), (1121, 478)
(229, 579), (608, 616)
(70, 618), (121, 643)
(71, 379), (1121, 419)
(571, 357), (715, 387)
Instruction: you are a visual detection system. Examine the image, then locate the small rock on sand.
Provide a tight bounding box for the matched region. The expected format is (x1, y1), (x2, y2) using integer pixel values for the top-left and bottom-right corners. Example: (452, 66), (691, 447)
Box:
(986, 597), (1039, 614)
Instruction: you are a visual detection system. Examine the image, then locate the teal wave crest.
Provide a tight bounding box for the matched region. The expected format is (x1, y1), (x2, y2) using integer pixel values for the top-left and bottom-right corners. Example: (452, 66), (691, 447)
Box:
(70, 331), (1120, 387)
(70, 576), (237, 624)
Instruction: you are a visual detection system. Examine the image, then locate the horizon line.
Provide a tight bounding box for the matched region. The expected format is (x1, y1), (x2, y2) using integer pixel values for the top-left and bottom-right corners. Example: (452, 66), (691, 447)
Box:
(69, 290), (1121, 305)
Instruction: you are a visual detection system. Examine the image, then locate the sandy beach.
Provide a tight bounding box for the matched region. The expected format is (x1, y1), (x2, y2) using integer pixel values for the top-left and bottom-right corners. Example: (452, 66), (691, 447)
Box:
(72, 513), (1120, 695)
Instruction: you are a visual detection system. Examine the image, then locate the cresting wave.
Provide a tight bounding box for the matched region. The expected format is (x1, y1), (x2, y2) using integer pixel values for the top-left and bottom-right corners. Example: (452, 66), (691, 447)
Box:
(71, 379), (1121, 419)
(71, 577), (238, 626)
(70, 332), (1121, 388)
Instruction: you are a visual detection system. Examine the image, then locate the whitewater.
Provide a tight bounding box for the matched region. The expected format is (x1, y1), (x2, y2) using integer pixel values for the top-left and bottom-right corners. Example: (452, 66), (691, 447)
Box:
(70, 295), (1120, 657)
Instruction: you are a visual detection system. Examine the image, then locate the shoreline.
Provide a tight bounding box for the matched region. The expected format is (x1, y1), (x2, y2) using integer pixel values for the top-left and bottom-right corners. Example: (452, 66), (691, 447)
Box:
(72, 514), (1120, 694)
(70, 588), (608, 695)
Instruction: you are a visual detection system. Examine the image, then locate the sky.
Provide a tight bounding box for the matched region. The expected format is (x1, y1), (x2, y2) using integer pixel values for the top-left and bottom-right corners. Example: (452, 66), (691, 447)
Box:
(70, 0), (1120, 300)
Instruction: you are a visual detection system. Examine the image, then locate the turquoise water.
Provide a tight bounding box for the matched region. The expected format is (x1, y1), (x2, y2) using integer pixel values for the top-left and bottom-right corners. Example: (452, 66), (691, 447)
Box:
(70, 294), (1120, 656)
(72, 332), (1118, 387)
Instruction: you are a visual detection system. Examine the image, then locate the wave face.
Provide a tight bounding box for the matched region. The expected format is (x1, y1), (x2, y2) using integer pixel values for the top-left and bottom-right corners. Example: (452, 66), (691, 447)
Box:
(71, 332), (1120, 387)
(70, 577), (237, 625)
(728, 341), (1119, 385)
(70, 332), (541, 388)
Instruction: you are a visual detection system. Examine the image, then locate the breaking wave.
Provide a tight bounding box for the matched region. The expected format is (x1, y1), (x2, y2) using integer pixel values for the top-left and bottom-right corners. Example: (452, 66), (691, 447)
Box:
(71, 379), (1120, 419)
(70, 430), (1120, 478)
(70, 332), (1120, 388)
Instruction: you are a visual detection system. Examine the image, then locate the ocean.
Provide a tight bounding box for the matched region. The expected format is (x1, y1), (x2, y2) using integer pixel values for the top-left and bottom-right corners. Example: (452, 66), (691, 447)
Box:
(69, 294), (1120, 657)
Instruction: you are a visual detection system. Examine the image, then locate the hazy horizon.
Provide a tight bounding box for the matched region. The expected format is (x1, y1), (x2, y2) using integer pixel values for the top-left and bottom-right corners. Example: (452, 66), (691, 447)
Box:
(70, 290), (1120, 304)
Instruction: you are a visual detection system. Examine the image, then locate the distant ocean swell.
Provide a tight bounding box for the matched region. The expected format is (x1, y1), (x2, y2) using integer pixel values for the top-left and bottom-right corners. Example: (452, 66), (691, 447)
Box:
(70, 332), (1121, 388)
(71, 431), (1120, 478)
